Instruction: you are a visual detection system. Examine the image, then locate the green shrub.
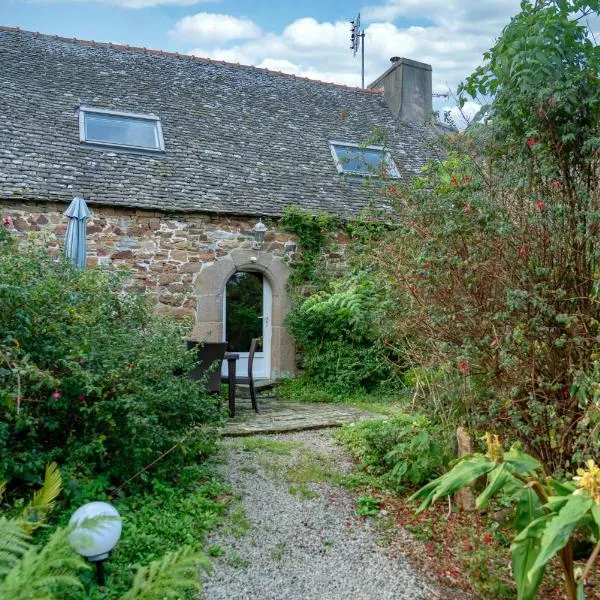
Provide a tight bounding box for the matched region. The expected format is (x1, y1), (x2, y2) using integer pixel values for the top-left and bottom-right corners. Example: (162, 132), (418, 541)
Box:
(285, 271), (402, 395)
(337, 414), (450, 490)
(0, 227), (221, 490)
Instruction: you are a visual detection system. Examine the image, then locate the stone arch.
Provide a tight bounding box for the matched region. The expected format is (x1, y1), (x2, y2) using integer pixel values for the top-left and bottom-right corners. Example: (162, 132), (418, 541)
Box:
(191, 249), (295, 379)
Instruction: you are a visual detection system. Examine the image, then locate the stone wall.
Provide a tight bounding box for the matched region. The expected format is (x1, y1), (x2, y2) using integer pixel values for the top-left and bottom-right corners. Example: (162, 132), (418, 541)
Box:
(0, 200), (350, 379)
(1, 201), (297, 316)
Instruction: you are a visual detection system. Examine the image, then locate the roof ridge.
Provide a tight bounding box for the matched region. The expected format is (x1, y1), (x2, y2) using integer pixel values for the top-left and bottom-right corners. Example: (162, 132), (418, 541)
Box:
(0, 25), (382, 96)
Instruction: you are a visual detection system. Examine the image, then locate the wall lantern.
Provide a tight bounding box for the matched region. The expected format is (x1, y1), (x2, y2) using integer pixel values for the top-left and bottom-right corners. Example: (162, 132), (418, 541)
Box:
(251, 219), (267, 250)
(68, 501), (122, 586)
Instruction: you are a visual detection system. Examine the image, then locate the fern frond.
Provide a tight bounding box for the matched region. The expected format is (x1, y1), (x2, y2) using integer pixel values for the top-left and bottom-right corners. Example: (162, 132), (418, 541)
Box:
(22, 462), (62, 532)
(30, 462), (61, 510)
(0, 517), (31, 577)
(0, 525), (87, 599)
(121, 546), (211, 600)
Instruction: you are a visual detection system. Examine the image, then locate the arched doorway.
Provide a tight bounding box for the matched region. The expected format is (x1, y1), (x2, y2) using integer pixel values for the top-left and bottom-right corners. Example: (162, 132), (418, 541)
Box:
(222, 270), (272, 379)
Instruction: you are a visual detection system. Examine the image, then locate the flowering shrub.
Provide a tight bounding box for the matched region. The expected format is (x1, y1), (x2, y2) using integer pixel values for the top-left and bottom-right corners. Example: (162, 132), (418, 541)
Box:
(0, 227), (220, 490)
(372, 0), (599, 472)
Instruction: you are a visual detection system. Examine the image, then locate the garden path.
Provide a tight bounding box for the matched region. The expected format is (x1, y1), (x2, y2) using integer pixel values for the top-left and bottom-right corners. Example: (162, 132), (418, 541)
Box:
(221, 396), (381, 436)
(202, 427), (441, 600)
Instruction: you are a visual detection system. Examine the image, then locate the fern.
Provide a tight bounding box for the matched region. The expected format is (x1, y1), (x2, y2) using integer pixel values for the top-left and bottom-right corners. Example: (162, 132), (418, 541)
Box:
(22, 462), (62, 532)
(0, 517), (31, 577)
(0, 526), (88, 599)
(121, 546), (211, 600)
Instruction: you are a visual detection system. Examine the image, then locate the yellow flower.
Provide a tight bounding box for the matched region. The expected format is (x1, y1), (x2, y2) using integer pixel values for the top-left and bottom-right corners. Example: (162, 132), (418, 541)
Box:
(573, 460), (600, 505)
(485, 432), (504, 463)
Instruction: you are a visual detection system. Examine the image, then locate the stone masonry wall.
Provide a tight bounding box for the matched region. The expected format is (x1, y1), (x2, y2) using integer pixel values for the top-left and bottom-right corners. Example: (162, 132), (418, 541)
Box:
(1, 201), (300, 319)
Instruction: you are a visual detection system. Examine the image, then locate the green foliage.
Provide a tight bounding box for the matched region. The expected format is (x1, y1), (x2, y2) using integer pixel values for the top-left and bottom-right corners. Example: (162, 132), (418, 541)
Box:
(280, 206), (340, 287)
(337, 415), (450, 490)
(286, 271), (401, 394)
(0, 226), (220, 489)
(2, 463), (226, 599)
(355, 494), (382, 517)
(410, 437), (600, 600)
(373, 0), (600, 472)
(121, 546), (210, 600)
(0, 523), (89, 599)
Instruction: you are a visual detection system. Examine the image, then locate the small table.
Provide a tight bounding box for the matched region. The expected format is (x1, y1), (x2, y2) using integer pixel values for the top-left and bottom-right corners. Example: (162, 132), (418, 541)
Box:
(224, 352), (239, 417)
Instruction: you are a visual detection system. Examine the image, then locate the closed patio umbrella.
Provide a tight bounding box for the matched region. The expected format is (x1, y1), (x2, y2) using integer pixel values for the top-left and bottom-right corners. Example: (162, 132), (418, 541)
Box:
(64, 196), (91, 269)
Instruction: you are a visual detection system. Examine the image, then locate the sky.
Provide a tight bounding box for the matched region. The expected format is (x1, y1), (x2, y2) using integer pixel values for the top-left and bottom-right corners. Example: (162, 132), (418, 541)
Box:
(1, 0), (525, 121)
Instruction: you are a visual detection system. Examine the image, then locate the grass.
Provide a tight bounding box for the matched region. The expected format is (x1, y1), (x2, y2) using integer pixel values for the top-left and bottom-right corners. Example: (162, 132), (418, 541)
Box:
(288, 483), (318, 500)
(228, 505), (251, 538)
(275, 379), (413, 416)
(231, 437), (298, 455)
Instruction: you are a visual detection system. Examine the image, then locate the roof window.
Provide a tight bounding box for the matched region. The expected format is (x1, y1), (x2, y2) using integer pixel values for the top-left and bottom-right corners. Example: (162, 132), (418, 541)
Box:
(329, 141), (399, 178)
(78, 106), (165, 152)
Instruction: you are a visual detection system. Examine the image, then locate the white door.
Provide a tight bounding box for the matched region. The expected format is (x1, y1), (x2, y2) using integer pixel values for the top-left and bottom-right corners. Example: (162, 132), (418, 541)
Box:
(222, 271), (272, 379)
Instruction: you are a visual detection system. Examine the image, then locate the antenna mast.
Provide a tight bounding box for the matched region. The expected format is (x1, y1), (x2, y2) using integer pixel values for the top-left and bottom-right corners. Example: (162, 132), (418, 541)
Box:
(350, 13), (365, 88)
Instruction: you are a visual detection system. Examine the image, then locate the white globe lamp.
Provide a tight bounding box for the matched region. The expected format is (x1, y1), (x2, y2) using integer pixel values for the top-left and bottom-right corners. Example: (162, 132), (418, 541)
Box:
(68, 501), (122, 585)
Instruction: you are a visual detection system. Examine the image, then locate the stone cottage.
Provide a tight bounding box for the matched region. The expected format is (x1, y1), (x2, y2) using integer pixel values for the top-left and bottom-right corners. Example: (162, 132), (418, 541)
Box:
(0, 26), (440, 380)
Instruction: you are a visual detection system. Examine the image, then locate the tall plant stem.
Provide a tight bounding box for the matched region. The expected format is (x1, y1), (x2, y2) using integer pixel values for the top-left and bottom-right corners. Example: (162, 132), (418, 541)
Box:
(559, 539), (576, 600)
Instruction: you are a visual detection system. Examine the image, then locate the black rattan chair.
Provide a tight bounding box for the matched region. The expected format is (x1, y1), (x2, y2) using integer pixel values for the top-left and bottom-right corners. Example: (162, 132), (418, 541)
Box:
(222, 337), (259, 413)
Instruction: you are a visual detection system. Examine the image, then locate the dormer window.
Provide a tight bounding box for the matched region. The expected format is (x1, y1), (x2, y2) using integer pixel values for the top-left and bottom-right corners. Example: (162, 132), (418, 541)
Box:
(329, 141), (400, 178)
(78, 106), (165, 152)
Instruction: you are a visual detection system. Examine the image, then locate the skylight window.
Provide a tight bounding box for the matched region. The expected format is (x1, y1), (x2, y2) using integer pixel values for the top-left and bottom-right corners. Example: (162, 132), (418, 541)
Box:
(329, 141), (400, 178)
(79, 106), (164, 152)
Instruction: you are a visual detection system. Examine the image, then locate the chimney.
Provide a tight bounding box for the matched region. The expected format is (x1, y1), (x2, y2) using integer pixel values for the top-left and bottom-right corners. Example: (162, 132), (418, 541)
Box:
(368, 57), (432, 123)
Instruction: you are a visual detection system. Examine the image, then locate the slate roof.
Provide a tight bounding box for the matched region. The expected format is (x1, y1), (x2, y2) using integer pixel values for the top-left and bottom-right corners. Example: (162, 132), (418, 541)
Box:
(0, 27), (440, 217)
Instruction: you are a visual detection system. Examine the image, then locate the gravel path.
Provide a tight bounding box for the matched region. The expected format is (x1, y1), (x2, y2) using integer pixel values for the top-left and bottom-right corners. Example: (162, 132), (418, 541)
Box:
(202, 429), (437, 600)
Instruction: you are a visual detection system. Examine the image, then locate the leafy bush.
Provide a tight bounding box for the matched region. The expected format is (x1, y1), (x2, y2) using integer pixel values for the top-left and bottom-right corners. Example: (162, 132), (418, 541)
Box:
(286, 271), (402, 395)
(0, 226), (221, 490)
(372, 0), (600, 472)
(337, 414), (450, 490)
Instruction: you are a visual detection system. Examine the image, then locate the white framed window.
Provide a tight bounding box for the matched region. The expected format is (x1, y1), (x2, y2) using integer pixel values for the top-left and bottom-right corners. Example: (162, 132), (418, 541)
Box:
(329, 141), (400, 178)
(78, 106), (165, 152)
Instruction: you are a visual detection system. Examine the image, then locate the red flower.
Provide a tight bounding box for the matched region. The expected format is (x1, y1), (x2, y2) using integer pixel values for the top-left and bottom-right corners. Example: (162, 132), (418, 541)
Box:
(551, 179), (561, 189)
(450, 177), (458, 186)
(536, 201), (545, 211)
(459, 361), (468, 374)
(527, 137), (537, 148)
(483, 533), (493, 544)
(390, 185), (398, 194)
(52, 390), (60, 400)
(547, 96), (556, 106)
(464, 203), (473, 214)
(78, 394), (86, 401)
(2, 216), (11, 227)
(519, 247), (528, 257)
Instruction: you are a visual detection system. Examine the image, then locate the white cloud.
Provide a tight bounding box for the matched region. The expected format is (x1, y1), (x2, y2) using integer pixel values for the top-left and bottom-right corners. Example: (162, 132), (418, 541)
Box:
(171, 13), (261, 44)
(27, 0), (219, 7)
(182, 4), (522, 104)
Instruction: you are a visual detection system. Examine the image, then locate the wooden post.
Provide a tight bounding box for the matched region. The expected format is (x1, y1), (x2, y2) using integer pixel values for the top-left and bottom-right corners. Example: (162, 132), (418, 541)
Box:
(455, 426), (476, 511)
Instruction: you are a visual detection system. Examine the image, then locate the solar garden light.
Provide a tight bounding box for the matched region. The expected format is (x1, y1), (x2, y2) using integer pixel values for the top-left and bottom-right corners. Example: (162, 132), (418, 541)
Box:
(251, 219), (267, 250)
(68, 501), (122, 586)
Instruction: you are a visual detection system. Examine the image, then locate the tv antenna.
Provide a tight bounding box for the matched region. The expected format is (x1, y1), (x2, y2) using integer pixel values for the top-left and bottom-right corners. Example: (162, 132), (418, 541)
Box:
(350, 13), (365, 88)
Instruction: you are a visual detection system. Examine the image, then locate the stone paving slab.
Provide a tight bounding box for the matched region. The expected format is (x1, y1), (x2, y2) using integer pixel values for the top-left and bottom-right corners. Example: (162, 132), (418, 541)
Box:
(221, 396), (381, 436)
